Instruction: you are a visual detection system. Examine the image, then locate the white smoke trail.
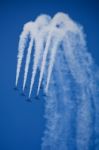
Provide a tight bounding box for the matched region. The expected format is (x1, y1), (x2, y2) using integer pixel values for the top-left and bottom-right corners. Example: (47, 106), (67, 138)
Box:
(37, 29), (54, 95)
(29, 16), (51, 98)
(15, 22), (34, 87)
(22, 17), (48, 92)
(15, 12), (99, 150)
(42, 12), (78, 94)
(16, 14), (51, 93)
(41, 13), (98, 150)
(62, 31), (96, 150)
(45, 30), (64, 93)
(29, 34), (46, 97)
(22, 37), (34, 91)
(42, 42), (78, 150)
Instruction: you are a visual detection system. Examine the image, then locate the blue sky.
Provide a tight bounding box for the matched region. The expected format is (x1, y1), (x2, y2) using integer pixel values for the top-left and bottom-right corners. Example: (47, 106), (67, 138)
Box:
(0, 0), (99, 150)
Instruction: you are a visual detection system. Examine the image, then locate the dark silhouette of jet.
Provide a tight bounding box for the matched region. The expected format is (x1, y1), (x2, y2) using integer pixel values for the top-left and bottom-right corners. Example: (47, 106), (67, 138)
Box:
(43, 93), (47, 97)
(26, 98), (32, 103)
(14, 86), (18, 91)
(35, 95), (39, 100)
(56, 24), (60, 28)
(20, 92), (25, 97)
(25, 86), (27, 89)
(40, 85), (43, 89)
